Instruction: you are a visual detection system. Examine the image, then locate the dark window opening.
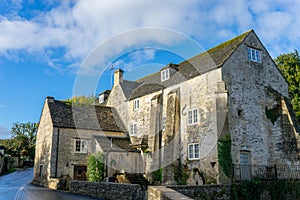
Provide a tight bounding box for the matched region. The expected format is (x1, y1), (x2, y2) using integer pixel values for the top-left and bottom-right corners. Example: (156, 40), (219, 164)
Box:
(39, 164), (43, 177)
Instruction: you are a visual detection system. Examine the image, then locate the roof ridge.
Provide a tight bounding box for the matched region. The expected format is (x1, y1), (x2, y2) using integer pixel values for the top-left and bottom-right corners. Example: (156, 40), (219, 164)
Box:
(179, 29), (253, 67)
(119, 30), (254, 98)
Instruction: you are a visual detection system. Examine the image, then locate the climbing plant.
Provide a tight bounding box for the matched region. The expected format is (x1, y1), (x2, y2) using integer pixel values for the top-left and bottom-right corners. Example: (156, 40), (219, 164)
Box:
(173, 159), (189, 185)
(87, 152), (105, 182)
(218, 134), (232, 178)
(152, 168), (162, 183)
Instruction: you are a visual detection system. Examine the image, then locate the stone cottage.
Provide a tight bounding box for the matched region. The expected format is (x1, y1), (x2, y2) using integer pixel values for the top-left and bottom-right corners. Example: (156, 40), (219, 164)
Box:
(33, 97), (143, 189)
(104, 30), (300, 184)
(34, 30), (300, 188)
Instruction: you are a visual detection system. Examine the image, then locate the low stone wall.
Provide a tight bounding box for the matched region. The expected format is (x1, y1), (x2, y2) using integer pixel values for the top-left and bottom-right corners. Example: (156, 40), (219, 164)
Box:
(70, 180), (144, 200)
(148, 186), (193, 200)
(169, 185), (230, 200)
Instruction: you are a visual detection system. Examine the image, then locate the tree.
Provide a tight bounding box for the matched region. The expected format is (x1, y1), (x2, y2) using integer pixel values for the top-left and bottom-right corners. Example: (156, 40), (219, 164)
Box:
(6, 122), (37, 167)
(65, 95), (97, 106)
(87, 152), (105, 182)
(275, 50), (300, 123)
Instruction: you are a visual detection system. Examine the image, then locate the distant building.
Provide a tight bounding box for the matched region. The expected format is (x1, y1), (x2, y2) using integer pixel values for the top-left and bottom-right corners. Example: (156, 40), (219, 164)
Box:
(0, 146), (5, 174)
(33, 30), (300, 188)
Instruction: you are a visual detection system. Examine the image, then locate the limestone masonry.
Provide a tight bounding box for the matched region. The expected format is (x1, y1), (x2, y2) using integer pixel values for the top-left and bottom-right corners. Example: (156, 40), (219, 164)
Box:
(33, 30), (300, 189)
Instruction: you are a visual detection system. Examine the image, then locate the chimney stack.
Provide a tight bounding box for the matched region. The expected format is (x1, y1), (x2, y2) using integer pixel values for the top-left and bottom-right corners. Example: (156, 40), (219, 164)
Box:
(114, 69), (124, 86)
(46, 96), (54, 103)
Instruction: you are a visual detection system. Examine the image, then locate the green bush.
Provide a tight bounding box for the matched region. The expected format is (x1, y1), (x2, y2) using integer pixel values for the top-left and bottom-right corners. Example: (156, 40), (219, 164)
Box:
(152, 168), (162, 182)
(87, 152), (105, 182)
(231, 179), (300, 200)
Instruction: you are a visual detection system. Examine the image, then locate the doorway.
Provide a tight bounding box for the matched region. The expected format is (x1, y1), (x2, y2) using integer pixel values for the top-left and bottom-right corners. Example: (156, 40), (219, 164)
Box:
(74, 165), (87, 181)
(240, 151), (251, 180)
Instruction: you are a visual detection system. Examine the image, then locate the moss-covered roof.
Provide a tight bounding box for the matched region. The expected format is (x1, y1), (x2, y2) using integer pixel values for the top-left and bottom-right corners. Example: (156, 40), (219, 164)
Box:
(47, 100), (127, 132)
(122, 30), (253, 99)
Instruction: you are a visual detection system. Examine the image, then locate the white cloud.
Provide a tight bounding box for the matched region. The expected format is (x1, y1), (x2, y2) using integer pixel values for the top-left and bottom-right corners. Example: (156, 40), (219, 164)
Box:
(0, 125), (10, 139)
(0, 0), (300, 72)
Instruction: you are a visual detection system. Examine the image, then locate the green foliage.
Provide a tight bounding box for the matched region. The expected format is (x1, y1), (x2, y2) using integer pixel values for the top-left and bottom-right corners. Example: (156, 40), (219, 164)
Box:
(173, 159), (189, 185)
(87, 152), (105, 182)
(152, 168), (162, 183)
(275, 50), (300, 123)
(3, 122), (37, 166)
(231, 179), (300, 200)
(218, 134), (232, 178)
(64, 95), (97, 106)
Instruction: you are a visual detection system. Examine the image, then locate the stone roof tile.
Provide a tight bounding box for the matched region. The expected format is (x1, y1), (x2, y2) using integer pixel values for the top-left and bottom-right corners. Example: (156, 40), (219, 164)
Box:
(123, 30), (252, 99)
(47, 100), (126, 132)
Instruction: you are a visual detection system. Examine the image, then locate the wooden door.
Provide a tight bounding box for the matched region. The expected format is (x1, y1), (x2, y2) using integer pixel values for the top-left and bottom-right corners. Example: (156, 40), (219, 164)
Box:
(74, 165), (87, 181)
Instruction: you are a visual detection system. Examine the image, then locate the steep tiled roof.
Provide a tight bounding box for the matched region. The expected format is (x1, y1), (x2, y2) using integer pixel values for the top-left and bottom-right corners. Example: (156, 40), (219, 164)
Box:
(120, 80), (141, 99)
(129, 83), (164, 100)
(47, 100), (126, 132)
(123, 30), (252, 99)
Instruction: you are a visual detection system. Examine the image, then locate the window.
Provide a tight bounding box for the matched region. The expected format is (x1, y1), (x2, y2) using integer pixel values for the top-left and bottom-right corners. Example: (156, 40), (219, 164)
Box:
(188, 143), (200, 160)
(247, 47), (261, 63)
(130, 123), (138, 135)
(162, 116), (166, 130)
(161, 69), (170, 81)
(133, 99), (139, 110)
(74, 139), (87, 153)
(119, 155), (124, 162)
(39, 164), (43, 177)
(99, 94), (105, 103)
(188, 108), (198, 125)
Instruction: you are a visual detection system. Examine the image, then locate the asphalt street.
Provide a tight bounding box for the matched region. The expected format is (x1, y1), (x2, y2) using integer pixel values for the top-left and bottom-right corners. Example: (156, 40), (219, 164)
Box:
(0, 168), (100, 200)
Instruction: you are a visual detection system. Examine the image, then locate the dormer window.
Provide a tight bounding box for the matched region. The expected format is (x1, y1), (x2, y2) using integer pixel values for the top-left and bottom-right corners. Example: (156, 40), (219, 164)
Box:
(161, 68), (170, 81)
(247, 47), (261, 63)
(133, 99), (139, 110)
(99, 94), (105, 104)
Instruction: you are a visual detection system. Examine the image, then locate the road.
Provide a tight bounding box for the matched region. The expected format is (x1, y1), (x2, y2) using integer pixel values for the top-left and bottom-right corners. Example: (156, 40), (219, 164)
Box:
(0, 168), (100, 200)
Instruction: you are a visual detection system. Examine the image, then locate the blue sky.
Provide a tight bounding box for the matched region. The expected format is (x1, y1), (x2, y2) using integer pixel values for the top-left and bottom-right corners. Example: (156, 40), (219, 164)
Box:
(0, 0), (300, 139)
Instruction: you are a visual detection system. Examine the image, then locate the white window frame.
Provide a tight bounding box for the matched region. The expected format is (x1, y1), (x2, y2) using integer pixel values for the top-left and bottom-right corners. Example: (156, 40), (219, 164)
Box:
(188, 108), (198, 125)
(247, 47), (261, 63)
(74, 139), (88, 153)
(99, 94), (105, 103)
(188, 143), (200, 160)
(130, 122), (138, 135)
(161, 68), (170, 81)
(133, 99), (139, 110)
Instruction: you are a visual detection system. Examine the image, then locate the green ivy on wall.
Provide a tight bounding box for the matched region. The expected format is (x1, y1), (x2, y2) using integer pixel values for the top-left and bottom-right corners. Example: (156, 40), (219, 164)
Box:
(152, 168), (162, 183)
(173, 159), (189, 185)
(217, 134), (232, 178)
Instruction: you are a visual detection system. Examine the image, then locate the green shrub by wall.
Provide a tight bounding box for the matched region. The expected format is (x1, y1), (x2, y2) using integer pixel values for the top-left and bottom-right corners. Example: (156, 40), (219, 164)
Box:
(231, 179), (300, 200)
(218, 134), (232, 179)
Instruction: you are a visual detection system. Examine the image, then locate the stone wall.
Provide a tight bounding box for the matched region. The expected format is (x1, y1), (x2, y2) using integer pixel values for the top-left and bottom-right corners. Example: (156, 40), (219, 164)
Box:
(148, 186), (193, 200)
(33, 99), (55, 187)
(170, 184), (230, 200)
(70, 181), (144, 200)
(222, 31), (294, 166)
